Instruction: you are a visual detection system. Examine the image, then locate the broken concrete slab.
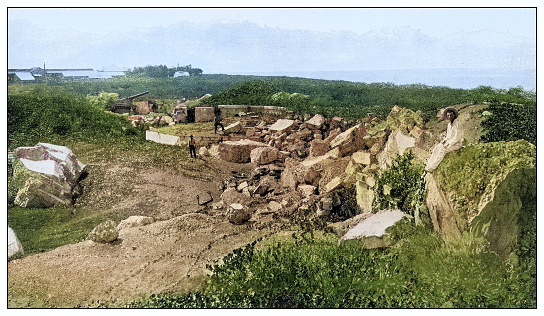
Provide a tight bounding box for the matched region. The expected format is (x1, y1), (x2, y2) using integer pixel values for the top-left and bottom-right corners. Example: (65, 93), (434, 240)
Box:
(304, 114), (325, 129)
(219, 139), (269, 163)
(269, 119), (296, 133)
(250, 146), (283, 166)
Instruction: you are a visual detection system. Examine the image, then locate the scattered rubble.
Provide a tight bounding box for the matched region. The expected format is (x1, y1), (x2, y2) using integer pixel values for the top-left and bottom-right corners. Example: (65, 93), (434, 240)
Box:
(194, 106), (439, 227)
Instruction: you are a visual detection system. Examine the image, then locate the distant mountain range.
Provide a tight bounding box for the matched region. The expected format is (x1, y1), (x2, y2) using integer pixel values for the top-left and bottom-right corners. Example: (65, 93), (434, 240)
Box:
(8, 20), (535, 74)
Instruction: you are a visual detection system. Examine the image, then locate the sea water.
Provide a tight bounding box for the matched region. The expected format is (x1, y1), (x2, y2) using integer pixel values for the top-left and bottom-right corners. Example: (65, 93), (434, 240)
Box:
(234, 68), (536, 91)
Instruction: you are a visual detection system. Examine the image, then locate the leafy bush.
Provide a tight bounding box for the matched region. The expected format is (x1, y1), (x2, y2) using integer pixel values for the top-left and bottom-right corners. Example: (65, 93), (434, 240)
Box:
(373, 151), (429, 225)
(480, 100), (536, 145)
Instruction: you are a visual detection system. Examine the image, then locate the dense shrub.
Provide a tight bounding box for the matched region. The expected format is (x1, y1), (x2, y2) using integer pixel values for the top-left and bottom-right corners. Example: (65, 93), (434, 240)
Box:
(373, 151), (429, 225)
(203, 80), (277, 106)
(480, 100), (536, 145)
(8, 85), (139, 150)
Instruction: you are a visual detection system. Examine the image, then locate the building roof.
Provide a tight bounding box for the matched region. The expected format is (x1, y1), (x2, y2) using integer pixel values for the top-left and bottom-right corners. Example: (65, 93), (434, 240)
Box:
(10, 72), (35, 81)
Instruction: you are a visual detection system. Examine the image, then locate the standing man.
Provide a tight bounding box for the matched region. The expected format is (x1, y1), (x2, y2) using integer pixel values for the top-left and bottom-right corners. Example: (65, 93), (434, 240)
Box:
(214, 108), (225, 134)
(189, 135), (197, 158)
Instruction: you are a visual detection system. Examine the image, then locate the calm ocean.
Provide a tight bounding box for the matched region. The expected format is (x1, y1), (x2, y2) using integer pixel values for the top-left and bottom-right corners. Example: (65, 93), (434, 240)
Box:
(234, 68), (536, 91)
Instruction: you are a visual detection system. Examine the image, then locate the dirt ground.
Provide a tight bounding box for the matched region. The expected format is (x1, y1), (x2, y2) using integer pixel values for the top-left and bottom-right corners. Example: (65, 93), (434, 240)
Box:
(7, 154), (283, 308)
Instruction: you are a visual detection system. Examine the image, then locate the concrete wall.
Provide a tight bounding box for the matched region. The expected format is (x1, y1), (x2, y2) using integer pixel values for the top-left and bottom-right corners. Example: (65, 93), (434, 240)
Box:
(195, 107), (215, 122)
(145, 130), (180, 146)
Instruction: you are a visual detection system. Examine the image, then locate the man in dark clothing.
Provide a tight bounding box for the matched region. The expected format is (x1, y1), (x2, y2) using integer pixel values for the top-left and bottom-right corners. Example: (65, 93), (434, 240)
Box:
(189, 135), (197, 158)
(214, 115), (225, 134)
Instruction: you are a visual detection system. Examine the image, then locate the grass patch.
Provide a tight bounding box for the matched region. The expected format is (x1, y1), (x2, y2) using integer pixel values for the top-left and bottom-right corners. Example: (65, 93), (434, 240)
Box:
(8, 206), (106, 257)
(129, 222), (536, 308)
(153, 122), (215, 136)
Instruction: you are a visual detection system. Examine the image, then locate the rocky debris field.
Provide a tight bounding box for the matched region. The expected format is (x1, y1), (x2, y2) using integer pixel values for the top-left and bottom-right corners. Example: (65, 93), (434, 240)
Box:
(9, 103), (535, 307)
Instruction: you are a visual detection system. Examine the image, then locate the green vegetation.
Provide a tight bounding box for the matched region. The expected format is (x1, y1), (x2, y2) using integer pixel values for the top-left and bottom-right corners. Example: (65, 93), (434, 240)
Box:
(8, 75), (536, 308)
(8, 206), (106, 258)
(436, 140), (536, 221)
(126, 64), (203, 77)
(480, 100), (536, 145)
(130, 223), (535, 308)
(86, 91), (119, 111)
(373, 151), (429, 226)
(7, 85), (140, 151)
(11, 75), (535, 122)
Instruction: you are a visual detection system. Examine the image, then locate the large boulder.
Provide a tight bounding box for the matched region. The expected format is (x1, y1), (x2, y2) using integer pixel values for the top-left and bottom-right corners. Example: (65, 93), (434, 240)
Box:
(377, 130), (416, 170)
(280, 154), (335, 190)
(11, 143), (87, 208)
(223, 121), (243, 135)
(226, 203), (251, 224)
(220, 187), (251, 206)
(219, 139), (268, 163)
(426, 140), (536, 259)
(309, 139), (329, 157)
(385, 105), (424, 134)
(87, 220), (119, 243)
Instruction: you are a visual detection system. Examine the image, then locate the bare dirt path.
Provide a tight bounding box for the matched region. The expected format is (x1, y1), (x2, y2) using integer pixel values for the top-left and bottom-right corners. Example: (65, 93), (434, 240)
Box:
(8, 156), (277, 307)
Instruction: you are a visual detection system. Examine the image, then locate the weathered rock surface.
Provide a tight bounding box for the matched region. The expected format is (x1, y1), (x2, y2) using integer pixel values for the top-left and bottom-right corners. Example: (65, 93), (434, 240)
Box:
(426, 140), (536, 258)
(377, 130), (416, 169)
(269, 119), (296, 133)
(304, 114), (325, 129)
(223, 121), (243, 135)
(219, 139), (268, 163)
(87, 220), (119, 243)
(250, 146), (283, 166)
(329, 124), (366, 157)
(11, 143), (87, 208)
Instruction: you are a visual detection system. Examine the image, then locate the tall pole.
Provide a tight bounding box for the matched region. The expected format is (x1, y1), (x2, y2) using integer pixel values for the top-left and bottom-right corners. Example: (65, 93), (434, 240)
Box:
(43, 62), (46, 81)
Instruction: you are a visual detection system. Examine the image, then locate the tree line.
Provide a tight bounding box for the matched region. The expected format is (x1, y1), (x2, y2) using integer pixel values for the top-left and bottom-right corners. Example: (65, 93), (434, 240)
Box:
(125, 64), (203, 78)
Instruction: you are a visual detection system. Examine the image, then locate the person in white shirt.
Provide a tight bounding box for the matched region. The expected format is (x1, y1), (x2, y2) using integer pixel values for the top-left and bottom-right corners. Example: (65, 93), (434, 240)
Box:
(425, 108), (464, 172)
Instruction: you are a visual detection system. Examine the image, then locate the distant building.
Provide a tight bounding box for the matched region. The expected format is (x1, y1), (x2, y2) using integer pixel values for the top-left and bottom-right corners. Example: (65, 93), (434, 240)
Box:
(173, 71), (190, 77)
(8, 67), (127, 82)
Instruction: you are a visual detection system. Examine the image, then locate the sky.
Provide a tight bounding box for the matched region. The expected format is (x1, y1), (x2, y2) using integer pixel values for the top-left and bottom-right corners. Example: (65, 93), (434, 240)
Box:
(3, 1), (539, 89)
(6, 7), (536, 39)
